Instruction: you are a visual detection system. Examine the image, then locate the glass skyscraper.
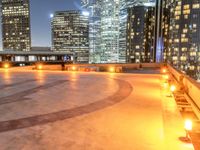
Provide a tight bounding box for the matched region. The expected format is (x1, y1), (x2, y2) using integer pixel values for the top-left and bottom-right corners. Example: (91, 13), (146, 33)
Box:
(100, 0), (120, 63)
(119, 0), (150, 63)
(81, 0), (101, 63)
(51, 11), (89, 63)
(82, 0), (156, 63)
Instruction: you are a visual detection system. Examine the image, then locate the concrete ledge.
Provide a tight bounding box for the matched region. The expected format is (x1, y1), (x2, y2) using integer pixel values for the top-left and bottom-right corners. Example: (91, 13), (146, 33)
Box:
(3, 63), (163, 73)
(167, 64), (200, 119)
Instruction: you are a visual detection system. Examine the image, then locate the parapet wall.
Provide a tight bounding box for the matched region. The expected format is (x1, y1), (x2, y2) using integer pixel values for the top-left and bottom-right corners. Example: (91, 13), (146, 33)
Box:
(167, 64), (200, 119)
(6, 63), (163, 72)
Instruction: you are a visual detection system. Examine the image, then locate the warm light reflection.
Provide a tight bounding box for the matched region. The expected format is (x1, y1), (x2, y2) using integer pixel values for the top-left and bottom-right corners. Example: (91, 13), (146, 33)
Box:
(184, 119), (192, 131)
(3, 70), (11, 84)
(36, 70), (45, 84)
(162, 74), (169, 80)
(71, 71), (78, 80)
(163, 82), (168, 89)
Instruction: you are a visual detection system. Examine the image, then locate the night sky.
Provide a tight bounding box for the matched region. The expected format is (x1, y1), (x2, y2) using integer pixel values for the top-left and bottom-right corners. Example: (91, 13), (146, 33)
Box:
(0, 0), (81, 50)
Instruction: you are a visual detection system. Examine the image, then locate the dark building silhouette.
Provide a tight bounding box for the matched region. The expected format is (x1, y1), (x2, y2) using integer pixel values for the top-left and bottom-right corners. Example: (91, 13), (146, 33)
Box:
(126, 6), (155, 63)
(1, 0), (31, 51)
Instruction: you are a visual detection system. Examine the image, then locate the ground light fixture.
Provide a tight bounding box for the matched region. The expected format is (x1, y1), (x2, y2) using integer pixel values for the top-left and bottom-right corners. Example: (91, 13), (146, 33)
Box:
(166, 84), (176, 97)
(37, 64), (43, 70)
(170, 85), (176, 92)
(4, 63), (10, 69)
(72, 66), (77, 71)
(184, 119), (193, 139)
(109, 67), (115, 73)
(161, 68), (167, 74)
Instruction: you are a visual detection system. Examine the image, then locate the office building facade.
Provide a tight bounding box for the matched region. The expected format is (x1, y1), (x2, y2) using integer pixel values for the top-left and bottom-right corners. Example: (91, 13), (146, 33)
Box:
(164, 0), (200, 80)
(1, 0), (31, 51)
(51, 11), (89, 63)
(126, 6), (155, 63)
(81, 0), (101, 63)
(100, 0), (120, 63)
(119, 0), (150, 63)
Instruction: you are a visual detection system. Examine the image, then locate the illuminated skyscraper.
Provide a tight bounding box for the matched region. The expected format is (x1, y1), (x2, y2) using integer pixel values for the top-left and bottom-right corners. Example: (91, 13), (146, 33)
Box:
(126, 5), (155, 63)
(82, 0), (120, 63)
(164, 0), (200, 80)
(119, 0), (150, 63)
(51, 11), (89, 63)
(1, 0), (31, 51)
(100, 0), (120, 63)
(81, 0), (156, 63)
(81, 0), (101, 63)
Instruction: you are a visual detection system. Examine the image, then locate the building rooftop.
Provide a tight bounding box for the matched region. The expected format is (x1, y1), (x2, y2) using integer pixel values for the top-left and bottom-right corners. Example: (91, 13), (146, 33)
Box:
(0, 68), (196, 150)
(0, 50), (73, 56)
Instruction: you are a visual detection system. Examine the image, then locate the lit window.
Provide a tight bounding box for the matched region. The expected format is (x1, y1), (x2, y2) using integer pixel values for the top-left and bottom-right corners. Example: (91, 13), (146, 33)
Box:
(193, 4), (200, 9)
(183, 4), (190, 9)
(183, 9), (190, 15)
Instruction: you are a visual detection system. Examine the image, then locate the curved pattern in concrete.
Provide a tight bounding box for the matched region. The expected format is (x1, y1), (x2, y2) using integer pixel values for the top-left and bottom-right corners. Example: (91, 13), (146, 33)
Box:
(0, 80), (69, 105)
(0, 78), (132, 133)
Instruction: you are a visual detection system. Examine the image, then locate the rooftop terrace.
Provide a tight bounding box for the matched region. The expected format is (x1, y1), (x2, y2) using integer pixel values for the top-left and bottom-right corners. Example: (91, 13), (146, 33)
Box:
(0, 64), (199, 150)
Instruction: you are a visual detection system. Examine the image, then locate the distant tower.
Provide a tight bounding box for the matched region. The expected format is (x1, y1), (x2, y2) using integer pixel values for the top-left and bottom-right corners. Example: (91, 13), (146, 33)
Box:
(51, 11), (89, 63)
(154, 0), (163, 62)
(81, 0), (101, 63)
(1, 0), (31, 51)
(126, 5), (155, 63)
(100, 0), (120, 63)
(119, 0), (150, 63)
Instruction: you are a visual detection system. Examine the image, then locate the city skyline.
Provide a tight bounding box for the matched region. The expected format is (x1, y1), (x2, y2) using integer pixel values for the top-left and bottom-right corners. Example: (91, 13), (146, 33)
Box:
(0, 0), (200, 80)
(0, 1), (199, 149)
(0, 0), (81, 50)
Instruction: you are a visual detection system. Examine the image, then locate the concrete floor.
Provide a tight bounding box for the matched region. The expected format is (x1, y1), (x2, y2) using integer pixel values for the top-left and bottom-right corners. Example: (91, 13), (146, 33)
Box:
(0, 69), (194, 150)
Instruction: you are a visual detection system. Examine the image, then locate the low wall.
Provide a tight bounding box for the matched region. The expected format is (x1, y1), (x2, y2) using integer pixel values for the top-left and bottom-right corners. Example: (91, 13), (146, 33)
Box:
(167, 64), (200, 119)
(5, 63), (163, 72)
(8, 66), (34, 71)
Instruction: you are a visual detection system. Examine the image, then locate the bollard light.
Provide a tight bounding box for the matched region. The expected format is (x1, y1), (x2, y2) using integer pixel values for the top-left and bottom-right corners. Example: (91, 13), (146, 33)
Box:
(72, 66), (76, 71)
(170, 85), (176, 92)
(4, 63), (9, 69)
(184, 119), (192, 139)
(184, 119), (193, 131)
(37, 64), (43, 70)
(109, 67), (115, 73)
(161, 68), (167, 74)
